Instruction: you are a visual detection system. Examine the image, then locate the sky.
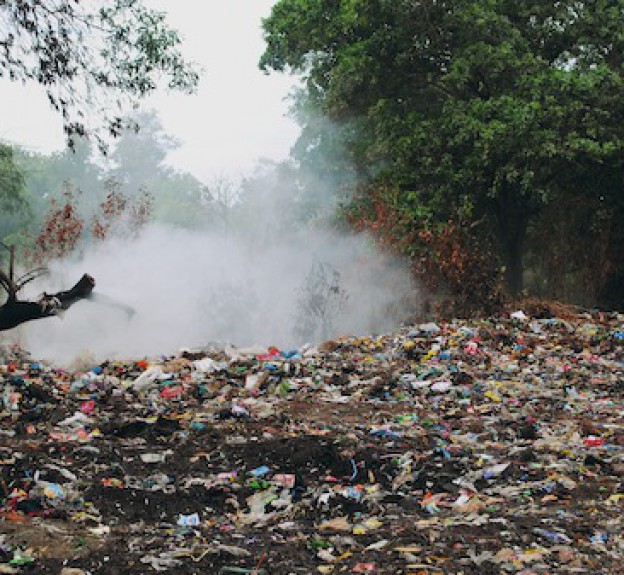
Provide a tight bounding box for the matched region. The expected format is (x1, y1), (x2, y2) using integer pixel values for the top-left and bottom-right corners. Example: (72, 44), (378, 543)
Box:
(0, 0), (301, 183)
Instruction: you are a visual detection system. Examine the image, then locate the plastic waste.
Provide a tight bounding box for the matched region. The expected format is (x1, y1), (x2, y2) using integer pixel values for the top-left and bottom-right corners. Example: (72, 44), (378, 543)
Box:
(0, 307), (622, 573)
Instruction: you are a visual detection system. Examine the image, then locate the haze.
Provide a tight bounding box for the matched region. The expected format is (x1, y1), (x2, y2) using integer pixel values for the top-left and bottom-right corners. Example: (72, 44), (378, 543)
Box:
(0, 1), (420, 365)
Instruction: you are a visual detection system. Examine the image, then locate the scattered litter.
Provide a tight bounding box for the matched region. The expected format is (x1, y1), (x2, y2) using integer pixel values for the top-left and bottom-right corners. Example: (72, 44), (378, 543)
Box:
(0, 306), (622, 572)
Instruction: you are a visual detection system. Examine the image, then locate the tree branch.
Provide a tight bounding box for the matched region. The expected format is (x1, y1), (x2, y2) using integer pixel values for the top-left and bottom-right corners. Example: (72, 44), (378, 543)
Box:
(0, 273), (95, 331)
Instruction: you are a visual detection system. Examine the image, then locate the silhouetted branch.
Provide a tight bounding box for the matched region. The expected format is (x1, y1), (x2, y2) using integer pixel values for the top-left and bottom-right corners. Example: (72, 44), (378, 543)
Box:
(0, 274), (95, 331)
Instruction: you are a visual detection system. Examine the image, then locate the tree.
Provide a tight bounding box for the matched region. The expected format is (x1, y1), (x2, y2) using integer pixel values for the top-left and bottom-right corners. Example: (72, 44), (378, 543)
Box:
(11, 109), (212, 246)
(106, 110), (179, 193)
(0, 0), (199, 149)
(31, 184), (84, 264)
(104, 109), (212, 228)
(90, 180), (154, 241)
(261, 0), (624, 300)
(0, 143), (28, 244)
(293, 259), (348, 342)
(16, 138), (106, 225)
(0, 143), (25, 211)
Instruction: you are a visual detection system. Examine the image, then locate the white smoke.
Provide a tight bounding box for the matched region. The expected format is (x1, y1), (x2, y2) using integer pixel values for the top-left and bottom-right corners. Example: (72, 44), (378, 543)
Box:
(8, 223), (419, 365)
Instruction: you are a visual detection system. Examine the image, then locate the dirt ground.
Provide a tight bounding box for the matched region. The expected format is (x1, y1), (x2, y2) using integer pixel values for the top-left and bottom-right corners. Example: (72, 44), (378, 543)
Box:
(0, 308), (622, 574)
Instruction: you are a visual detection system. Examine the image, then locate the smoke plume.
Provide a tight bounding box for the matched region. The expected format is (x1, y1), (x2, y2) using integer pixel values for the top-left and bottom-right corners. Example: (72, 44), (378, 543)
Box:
(8, 223), (418, 365)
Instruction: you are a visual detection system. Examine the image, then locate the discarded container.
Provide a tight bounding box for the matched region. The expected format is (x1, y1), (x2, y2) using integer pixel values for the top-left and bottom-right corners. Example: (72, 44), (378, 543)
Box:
(177, 512), (201, 526)
(218, 568), (269, 575)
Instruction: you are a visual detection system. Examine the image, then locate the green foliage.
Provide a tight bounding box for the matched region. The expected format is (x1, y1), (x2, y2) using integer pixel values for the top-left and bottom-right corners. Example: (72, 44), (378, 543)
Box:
(262, 0), (624, 306)
(106, 110), (212, 228)
(0, 143), (29, 247)
(0, 0), (199, 149)
(9, 109), (213, 243)
(0, 144), (26, 218)
(107, 110), (180, 191)
(149, 171), (211, 229)
(16, 139), (106, 227)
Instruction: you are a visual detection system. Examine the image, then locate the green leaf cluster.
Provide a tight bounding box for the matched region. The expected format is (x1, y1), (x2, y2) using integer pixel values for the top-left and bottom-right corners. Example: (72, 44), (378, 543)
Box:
(261, 0), (624, 304)
(0, 0), (199, 149)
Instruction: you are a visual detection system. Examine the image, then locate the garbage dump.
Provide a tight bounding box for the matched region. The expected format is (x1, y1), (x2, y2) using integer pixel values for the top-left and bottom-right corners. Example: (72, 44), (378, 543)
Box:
(0, 305), (622, 574)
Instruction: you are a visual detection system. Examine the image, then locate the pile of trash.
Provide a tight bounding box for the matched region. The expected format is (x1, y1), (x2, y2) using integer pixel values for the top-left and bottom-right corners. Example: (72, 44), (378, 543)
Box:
(0, 305), (622, 574)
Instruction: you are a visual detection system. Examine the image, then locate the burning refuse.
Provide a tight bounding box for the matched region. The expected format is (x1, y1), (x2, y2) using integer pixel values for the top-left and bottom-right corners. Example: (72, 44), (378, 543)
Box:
(6, 225), (419, 365)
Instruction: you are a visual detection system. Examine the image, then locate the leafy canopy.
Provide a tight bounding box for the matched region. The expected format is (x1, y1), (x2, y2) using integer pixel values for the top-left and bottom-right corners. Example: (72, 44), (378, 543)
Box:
(261, 0), (624, 299)
(0, 0), (199, 148)
(0, 143), (25, 213)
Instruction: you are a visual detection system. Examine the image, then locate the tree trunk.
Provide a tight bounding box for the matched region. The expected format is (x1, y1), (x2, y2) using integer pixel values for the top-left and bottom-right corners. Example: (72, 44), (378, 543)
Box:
(504, 234), (524, 297)
(495, 186), (530, 298)
(0, 273), (95, 331)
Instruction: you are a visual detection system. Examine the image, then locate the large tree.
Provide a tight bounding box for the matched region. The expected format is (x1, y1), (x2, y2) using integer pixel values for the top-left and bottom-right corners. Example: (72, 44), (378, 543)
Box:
(261, 0), (624, 298)
(0, 0), (199, 149)
(0, 143), (28, 244)
(0, 143), (26, 213)
(106, 109), (179, 193)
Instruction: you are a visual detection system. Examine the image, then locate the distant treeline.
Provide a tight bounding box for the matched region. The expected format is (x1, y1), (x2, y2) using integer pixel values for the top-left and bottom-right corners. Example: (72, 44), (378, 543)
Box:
(0, 110), (318, 268)
(0, 111), (212, 260)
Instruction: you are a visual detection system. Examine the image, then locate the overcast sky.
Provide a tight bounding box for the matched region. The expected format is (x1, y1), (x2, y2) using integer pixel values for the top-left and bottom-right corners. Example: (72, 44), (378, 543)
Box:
(0, 0), (301, 183)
